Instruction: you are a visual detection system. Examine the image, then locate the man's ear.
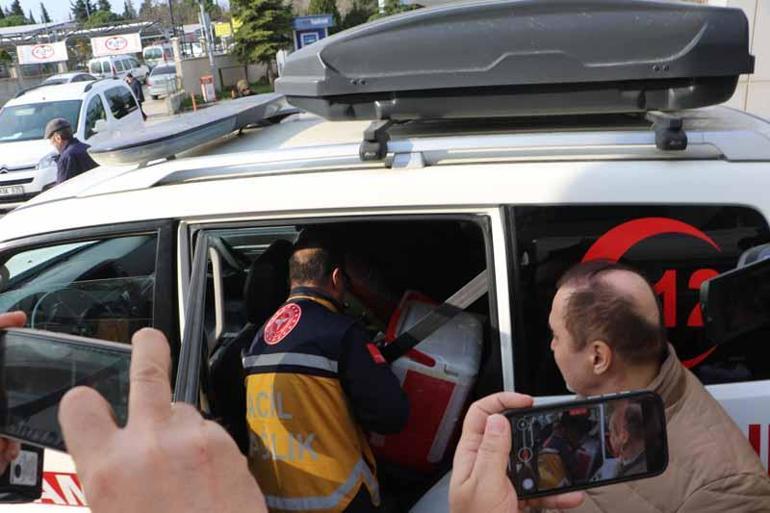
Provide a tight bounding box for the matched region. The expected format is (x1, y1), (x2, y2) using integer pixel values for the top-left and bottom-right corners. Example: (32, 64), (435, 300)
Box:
(331, 267), (345, 290)
(589, 340), (612, 376)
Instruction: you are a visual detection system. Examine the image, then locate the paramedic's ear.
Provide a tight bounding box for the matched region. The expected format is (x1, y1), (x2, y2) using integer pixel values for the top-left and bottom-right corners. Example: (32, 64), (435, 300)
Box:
(331, 267), (347, 293)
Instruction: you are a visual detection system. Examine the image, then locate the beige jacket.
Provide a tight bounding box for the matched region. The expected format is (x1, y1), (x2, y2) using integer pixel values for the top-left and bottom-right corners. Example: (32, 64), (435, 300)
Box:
(552, 346), (770, 513)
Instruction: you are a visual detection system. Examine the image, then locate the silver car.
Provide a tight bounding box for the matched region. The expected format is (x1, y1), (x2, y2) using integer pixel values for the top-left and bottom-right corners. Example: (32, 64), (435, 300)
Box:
(147, 64), (178, 99)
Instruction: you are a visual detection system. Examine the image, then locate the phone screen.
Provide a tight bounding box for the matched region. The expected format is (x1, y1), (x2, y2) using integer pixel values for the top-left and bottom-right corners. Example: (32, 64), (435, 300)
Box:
(0, 328), (131, 451)
(701, 257), (770, 345)
(507, 391), (667, 498)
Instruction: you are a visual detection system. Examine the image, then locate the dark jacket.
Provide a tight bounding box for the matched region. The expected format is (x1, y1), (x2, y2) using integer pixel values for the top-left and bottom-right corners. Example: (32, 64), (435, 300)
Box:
(129, 79), (144, 103)
(56, 138), (98, 184)
(243, 286), (409, 513)
(549, 345), (770, 513)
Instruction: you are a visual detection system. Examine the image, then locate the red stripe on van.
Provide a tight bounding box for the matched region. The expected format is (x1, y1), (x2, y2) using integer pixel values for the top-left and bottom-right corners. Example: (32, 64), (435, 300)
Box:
(749, 424), (760, 456)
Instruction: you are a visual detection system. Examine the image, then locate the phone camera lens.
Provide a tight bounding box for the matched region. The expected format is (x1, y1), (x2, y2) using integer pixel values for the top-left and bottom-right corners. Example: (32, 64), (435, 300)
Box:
(516, 418), (530, 431)
(522, 478), (535, 490)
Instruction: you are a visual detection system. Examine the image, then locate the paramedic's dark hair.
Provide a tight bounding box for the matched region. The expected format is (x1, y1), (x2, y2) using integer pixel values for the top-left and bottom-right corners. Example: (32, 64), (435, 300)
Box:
(556, 260), (666, 366)
(289, 229), (343, 285)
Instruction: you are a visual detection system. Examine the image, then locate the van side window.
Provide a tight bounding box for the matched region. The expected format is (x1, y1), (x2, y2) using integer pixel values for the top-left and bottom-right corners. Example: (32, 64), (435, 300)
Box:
(84, 95), (107, 139)
(115, 60), (125, 72)
(510, 205), (770, 394)
(0, 235), (158, 344)
(105, 86), (138, 119)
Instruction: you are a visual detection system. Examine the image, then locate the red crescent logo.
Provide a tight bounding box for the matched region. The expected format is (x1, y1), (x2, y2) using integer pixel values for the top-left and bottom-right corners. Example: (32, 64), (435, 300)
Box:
(583, 217), (721, 368)
(582, 217), (720, 263)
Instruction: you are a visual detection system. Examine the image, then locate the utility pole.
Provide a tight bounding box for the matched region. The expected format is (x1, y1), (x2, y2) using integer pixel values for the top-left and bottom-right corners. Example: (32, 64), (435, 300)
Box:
(169, 0), (176, 38)
(199, 0), (217, 90)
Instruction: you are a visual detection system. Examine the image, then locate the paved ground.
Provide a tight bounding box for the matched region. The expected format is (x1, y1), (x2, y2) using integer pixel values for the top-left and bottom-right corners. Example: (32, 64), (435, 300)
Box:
(142, 85), (170, 120)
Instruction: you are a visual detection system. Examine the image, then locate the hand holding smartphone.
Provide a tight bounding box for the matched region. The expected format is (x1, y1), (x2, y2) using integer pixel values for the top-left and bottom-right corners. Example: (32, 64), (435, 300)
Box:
(0, 328), (131, 451)
(506, 391), (668, 499)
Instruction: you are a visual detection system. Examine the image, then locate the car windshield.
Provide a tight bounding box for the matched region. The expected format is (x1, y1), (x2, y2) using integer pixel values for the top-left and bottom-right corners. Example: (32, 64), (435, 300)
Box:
(144, 48), (162, 59)
(44, 78), (68, 85)
(0, 100), (81, 142)
(151, 66), (175, 76)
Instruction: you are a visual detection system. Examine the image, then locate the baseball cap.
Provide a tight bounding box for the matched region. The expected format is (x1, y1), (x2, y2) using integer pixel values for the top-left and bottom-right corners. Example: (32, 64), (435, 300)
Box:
(44, 118), (71, 139)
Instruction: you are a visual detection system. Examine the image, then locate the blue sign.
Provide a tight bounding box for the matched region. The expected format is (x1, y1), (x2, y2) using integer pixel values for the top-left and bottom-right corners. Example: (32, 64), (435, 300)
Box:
(293, 15), (335, 31)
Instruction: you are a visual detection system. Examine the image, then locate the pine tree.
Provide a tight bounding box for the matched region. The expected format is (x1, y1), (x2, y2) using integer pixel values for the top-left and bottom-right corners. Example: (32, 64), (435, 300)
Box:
(40, 3), (51, 23)
(122, 0), (136, 18)
(9, 0), (23, 17)
(232, 0), (292, 83)
(138, 0), (153, 19)
(307, 0), (340, 32)
(0, 6), (5, 19)
(27, 9), (36, 23)
(71, 0), (96, 21)
(341, 0), (375, 30)
(97, 0), (112, 12)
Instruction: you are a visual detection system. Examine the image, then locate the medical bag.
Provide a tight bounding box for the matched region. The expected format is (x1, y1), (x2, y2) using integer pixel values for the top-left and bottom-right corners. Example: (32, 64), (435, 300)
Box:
(369, 292), (482, 473)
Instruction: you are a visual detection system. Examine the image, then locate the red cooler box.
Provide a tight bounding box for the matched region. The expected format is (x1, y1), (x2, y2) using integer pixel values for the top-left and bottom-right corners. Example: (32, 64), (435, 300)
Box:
(370, 292), (482, 473)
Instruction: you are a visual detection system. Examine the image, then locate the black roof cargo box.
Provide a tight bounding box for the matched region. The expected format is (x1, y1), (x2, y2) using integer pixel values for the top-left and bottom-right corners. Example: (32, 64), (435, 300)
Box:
(276, 0), (755, 121)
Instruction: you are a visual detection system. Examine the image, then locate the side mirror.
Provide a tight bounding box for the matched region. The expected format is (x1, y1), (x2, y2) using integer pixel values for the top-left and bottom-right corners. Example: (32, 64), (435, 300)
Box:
(93, 119), (107, 134)
(0, 444), (43, 503)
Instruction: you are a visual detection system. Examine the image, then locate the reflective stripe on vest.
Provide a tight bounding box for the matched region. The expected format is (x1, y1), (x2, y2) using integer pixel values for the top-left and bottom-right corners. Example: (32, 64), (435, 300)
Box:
(243, 352), (339, 374)
(263, 458), (379, 511)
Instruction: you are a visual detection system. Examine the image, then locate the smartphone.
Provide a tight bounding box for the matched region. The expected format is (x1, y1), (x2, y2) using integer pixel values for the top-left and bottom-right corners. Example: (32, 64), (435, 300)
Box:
(0, 328), (131, 452)
(700, 257), (770, 346)
(506, 391), (668, 499)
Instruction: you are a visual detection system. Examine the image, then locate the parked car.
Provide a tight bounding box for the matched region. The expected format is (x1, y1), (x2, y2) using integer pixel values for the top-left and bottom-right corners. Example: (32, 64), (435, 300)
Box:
(87, 55), (149, 83)
(42, 72), (97, 85)
(0, 79), (144, 211)
(142, 44), (173, 69)
(147, 64), (178, 99)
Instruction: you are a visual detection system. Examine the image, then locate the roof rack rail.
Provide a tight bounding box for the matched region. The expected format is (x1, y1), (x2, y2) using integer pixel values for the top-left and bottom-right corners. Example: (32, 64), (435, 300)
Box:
(84, 76), (119, 92)
(277, 0), (754, 122)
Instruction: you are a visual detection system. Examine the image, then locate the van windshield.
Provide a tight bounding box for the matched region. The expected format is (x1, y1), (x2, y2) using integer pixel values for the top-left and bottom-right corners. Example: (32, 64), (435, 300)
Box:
(144, 48), (162, 59)
(89, 61), (101, 74)
(0, 100), (81, 142)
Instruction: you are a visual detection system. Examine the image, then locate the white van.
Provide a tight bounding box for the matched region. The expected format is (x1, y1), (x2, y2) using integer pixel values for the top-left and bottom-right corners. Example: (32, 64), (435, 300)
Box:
(0, 1), (767, 511)
(87, 55), (148, 83)
(142, 44), (173, 70)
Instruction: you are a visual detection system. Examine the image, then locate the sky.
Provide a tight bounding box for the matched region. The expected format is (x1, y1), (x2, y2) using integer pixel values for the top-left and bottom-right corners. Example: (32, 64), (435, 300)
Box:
(10, 1), (229, 24)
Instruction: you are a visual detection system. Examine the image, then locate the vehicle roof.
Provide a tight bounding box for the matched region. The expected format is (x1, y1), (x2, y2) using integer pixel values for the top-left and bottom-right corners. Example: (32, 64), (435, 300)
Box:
(1, 105), (769, 243)
(5, 80), (122, 105)
(46, 72), (91, 79)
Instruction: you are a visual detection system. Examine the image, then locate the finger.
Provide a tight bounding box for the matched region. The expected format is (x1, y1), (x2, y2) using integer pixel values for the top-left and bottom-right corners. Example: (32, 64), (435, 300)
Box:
(469, 414), (512, 484)
(128, 328), (172, 424)
(0, 438), (18, 463)
(522, 491), (585, 510)
(59, 386), (118, 466)
(453, 393), (532, 484)
(0, 311), (26, 329)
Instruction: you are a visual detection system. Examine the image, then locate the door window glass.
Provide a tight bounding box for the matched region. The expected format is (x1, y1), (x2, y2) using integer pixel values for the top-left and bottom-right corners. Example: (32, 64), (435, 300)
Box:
(0, 235), (158, 344)
(104, 86), (138, 119)
(511, 205), (770, 394)
(84, 95), (107, 139)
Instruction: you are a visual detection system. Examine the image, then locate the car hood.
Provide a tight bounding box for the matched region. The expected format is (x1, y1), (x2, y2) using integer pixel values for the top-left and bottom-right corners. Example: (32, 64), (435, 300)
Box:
(0, 139), (53, 169)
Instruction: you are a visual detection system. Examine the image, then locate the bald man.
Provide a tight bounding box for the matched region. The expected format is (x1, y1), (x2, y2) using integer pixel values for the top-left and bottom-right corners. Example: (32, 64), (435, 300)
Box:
(545, 260), (770, 513)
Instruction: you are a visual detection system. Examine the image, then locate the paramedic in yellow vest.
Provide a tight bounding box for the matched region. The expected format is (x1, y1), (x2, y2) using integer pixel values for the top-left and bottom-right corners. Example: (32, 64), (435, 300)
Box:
(243, 230), (409, 513)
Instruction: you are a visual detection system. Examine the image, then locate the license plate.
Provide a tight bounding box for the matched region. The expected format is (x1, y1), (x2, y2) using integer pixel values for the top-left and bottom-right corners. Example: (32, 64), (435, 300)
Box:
(0, 186), (24, 196)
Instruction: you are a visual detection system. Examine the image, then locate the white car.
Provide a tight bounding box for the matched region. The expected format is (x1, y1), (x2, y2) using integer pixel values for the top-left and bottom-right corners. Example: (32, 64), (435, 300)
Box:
(0, 1), (767, 512)
(0, 79), (144, 211)
(147, 64), (177, 99)
(87, 55), (149, 83)
(42, 73), (97, 86)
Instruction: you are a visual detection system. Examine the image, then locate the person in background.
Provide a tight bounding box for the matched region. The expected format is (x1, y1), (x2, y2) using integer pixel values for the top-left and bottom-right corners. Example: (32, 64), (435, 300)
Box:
(545, 260), (770, 512)
(45, 118), (98, 184)
(125, 73), (147, 120)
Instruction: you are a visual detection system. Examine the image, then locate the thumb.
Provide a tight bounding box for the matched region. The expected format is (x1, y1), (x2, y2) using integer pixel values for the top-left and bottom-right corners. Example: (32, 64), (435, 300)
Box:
(471, 414), (512, 483)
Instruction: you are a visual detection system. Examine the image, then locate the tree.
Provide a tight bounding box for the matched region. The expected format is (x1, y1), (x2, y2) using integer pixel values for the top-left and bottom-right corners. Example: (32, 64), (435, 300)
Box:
(85, 9), (120, 26)
(40, 3), (51, 23)
(0, 15), (27, 27)
(97, 0), (112, 12)
(122, 0), (136, 18)
(307, 0), (341, 32)
(232, 0), (292, 83)
(71, 0), (96, 21)
(27, 9), (36, 23)
(0, 6), (5, 19)
(341, 0), (376, 30)
(9, 0), (23, 17)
